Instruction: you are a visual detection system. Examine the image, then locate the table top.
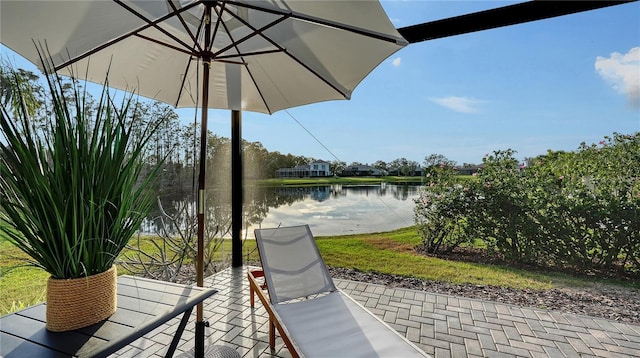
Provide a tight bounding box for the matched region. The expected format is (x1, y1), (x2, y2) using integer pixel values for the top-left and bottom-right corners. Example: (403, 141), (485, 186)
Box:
(0, 275), (217, 358)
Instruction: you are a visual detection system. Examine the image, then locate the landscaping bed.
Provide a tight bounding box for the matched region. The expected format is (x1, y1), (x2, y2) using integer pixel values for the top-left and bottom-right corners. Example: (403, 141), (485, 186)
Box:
(328, 266), (640, 324)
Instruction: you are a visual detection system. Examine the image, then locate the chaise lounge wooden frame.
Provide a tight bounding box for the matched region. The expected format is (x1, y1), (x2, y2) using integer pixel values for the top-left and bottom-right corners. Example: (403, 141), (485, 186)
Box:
(248, 224), (429, 358)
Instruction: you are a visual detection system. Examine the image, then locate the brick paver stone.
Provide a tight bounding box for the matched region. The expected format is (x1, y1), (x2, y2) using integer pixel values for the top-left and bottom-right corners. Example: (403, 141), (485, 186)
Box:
(111, 267), (640, 358)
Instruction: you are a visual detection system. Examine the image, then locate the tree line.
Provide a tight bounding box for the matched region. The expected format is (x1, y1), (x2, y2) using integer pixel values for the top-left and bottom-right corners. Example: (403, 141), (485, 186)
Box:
(1, 64), (481, 188)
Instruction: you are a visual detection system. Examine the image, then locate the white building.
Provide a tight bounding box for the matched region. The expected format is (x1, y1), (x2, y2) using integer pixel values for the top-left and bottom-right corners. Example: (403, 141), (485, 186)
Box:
(276, 160), (330, 178)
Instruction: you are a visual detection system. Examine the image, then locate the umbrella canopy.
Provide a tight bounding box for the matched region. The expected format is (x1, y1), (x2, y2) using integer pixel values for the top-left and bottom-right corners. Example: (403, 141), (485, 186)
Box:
(1, 1), (406, 356)
(1, 0), (406, 114)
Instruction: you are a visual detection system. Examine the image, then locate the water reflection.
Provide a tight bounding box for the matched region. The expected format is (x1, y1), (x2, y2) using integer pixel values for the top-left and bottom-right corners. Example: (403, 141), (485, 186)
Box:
(144, 184), (420, 237)
(246, 184), (419, 236)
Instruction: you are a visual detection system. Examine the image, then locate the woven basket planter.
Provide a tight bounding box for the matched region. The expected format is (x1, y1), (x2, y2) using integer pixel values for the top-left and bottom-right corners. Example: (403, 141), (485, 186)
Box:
(46, 265), (117, 332)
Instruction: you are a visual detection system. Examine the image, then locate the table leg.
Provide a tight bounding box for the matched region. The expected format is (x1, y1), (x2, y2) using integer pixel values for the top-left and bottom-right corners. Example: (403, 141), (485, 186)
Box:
(165, 307), (193, 358)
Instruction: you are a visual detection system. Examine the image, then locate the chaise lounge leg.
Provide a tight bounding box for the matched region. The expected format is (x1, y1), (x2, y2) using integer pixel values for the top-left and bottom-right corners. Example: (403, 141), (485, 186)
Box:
(249, 276), (255, 308)
(269, 317), (276, 349)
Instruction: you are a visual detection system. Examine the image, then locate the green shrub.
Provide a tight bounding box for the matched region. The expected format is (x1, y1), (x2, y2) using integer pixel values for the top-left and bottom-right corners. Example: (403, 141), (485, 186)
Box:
(414, 133), (640, 275)
(414, 165), (474, 254)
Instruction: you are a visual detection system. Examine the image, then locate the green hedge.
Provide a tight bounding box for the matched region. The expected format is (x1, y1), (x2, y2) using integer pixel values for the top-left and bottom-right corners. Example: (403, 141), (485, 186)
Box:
(415, 133), (640, 275)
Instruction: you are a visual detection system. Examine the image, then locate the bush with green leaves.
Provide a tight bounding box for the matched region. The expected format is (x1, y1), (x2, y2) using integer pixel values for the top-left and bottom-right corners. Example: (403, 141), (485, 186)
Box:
(0, 64), (164, 279)
(415, 133), (639, 275)
(527, 133), (640, 271)
(471, 149), (552, 263)
(414, 165), (474, 254)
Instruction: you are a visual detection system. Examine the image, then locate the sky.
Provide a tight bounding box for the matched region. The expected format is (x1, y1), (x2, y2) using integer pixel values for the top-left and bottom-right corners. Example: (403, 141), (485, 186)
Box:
(2, 1), (639, 166)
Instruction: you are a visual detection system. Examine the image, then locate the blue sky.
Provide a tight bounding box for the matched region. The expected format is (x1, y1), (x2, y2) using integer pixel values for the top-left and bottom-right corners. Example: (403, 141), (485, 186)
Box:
(237, 0), (640, 166)
(2, 1), (639, 166)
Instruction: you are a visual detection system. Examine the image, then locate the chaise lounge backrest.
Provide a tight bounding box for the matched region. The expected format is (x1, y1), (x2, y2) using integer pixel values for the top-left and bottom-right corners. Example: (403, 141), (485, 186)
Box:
(254, 225), (336, 303)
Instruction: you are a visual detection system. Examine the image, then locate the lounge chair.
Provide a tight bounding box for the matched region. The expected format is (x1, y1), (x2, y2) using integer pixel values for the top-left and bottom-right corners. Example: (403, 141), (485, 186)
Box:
(248, 225), (429, 358)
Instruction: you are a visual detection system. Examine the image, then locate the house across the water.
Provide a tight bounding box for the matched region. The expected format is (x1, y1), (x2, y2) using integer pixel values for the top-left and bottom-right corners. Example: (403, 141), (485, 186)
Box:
(275, 160), (331, 178)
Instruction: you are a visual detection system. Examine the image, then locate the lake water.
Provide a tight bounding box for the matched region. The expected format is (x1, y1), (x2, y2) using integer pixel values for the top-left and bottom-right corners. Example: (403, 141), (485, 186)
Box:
(246, 183), (421, 236)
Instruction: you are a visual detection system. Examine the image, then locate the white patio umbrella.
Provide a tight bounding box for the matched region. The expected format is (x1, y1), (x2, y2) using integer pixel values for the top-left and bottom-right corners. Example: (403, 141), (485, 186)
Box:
(1, 1), (407, 355)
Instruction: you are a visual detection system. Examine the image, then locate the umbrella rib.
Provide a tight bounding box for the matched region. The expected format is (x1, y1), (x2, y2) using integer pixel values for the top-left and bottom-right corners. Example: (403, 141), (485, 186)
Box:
(242, 60), (271, 114)
(282, 50), (350, 99)
(114, 0), (199, 53)
(216, 5), (350, 107)
(173, 10), (209, 108)
(210, 8), (289, 59)
(213, 6), (272, 113)
(291, 12), (405, 45)
(174, 56), (196, 107)
(225, 9), (350, 99)
(209, 2), (227, 53)
(166, 0), (202, 52)
(218, 2), (371, 99)
(215, 49), (282, 61)
(134, 34), (194, 56)
(54, 0), (203, 71)
(225, 0), (407, 45)
(213, 59), (246, 65)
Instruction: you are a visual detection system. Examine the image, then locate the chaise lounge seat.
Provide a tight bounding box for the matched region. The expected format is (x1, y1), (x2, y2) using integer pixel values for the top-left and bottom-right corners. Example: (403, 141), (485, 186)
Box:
(248, 225), (429, 358)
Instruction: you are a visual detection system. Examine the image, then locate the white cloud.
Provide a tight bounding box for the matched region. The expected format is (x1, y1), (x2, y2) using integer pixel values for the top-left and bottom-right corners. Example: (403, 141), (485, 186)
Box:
(595, 47), (640, 109)
(392, 57), (402, 67)
(429, 96), (484, 113)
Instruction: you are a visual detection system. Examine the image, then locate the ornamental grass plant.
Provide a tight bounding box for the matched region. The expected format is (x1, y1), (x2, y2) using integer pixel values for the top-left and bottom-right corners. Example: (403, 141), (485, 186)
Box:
(0, 60), (163, 279)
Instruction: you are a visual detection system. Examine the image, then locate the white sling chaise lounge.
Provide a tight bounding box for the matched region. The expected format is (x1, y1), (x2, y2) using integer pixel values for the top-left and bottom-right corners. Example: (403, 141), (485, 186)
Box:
(248, 225), (429, 358)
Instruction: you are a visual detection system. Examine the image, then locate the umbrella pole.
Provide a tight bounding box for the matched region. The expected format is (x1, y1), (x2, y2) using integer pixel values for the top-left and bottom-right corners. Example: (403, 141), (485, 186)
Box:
(231, 110), (243, 267)
(194, 71), (209, 357)
(195, 4), (212, 357)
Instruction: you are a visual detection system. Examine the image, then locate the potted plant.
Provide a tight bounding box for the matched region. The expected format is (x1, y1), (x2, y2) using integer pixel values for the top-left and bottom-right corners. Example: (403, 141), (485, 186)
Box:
(0, 61), (163, 331)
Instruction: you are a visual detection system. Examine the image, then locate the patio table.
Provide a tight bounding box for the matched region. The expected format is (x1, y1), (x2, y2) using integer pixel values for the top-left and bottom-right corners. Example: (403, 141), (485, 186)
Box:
(0, 275), (217, 357)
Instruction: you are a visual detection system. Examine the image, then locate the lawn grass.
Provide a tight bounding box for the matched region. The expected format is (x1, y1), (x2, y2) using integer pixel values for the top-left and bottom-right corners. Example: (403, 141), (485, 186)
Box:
(0, 235), (260, 315)
(316, 227), (558, 290)
(0, 240), (49, 313)
(315, 227), (638, 291)
(1, 226), (635, 315)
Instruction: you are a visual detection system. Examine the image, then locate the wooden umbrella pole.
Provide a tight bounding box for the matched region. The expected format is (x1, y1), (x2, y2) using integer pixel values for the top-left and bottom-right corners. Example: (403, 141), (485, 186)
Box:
(195, 4), (213, 358)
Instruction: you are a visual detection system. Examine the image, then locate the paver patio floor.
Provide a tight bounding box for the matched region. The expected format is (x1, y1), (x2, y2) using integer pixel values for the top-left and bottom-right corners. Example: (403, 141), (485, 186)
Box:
(114, 266), (640, 358)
